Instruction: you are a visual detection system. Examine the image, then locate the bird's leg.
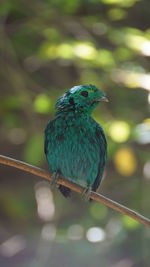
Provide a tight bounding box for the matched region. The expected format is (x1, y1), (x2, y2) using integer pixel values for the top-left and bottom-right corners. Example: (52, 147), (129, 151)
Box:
(50, 171), (59, 188)
(82, 185), (92, 201)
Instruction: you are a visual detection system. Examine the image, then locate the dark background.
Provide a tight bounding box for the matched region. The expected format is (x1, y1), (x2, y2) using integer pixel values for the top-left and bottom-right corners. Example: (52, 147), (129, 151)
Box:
(0, 0), (150, 266)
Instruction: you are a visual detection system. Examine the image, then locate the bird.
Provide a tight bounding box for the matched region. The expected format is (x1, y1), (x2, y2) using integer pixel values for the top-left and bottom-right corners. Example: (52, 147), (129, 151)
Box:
(44, 84), (108, 200)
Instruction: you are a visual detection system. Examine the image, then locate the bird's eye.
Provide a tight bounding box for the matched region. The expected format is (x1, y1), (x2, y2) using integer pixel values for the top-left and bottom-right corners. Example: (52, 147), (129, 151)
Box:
(81, 91), (88, 97)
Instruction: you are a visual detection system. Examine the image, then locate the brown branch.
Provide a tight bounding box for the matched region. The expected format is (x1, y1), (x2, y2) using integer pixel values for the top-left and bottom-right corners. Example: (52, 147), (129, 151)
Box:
(0, 154), (150, 228)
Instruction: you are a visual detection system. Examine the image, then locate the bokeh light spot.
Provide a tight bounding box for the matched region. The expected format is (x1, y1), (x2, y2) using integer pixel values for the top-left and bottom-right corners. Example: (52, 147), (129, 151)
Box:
(57, 43), (73, 59)
(101, 0), (138, 7)
(67, 224), (84, 240)
(86, 227), (105, 243)
(109, 121), (130, 143)
(0, 235), (26, 257)
(106, 218), (122, 238)
(114, 147), (137, 176)
(141, 41), (150, 56)
(90, 202), (107, 220)
(148, 93), (150, 104)
(41, 224), (56, 241)
(108, 8), (127, 21)
(143, 161), (150, 179)
(112, 69), (150, 90)
(122, 215), (140, 229)
(34, 94), (51, 114)
(96, 49), (115, 67)
(73, 43), (96, 60)
(46, 45), (58, 59)
(35, 182), (55, 221)
(135, 120), (150, 144)
(8, 128), (26, 145)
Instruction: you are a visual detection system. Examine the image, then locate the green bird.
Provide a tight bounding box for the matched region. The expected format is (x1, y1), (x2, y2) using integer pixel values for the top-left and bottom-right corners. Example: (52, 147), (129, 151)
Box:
(44, 84), (108, 199)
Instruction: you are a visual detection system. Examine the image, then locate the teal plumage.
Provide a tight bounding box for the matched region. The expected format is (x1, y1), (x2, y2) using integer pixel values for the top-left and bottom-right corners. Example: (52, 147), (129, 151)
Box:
(44, 85), (107, 198)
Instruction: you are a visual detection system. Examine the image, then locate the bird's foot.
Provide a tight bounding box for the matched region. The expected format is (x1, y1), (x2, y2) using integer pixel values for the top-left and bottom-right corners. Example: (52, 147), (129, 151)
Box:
(50, 171), (59, 188)
(82, 186), (92, 202)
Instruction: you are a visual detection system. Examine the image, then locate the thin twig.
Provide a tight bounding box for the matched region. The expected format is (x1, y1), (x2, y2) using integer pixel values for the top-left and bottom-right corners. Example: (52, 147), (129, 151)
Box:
(0, 154), (150, 228)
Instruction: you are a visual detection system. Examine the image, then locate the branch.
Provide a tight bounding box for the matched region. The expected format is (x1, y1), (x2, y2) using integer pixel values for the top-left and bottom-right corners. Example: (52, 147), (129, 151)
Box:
(0, 155), (150, 228)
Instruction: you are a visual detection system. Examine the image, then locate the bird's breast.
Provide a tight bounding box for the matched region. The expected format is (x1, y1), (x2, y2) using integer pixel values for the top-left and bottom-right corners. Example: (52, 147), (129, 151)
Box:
(50, 121), (100, 185)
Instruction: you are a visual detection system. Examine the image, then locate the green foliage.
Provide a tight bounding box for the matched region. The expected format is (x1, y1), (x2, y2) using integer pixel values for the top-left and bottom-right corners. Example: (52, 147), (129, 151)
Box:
(23, 134), (44, 165)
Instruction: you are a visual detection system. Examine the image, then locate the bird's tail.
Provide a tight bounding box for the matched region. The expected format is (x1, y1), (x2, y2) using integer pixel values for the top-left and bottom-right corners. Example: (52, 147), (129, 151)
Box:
(59, 185), (71, 198)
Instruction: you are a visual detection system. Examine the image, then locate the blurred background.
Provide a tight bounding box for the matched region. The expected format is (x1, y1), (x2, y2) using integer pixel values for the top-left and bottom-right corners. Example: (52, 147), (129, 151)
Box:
(0, 0), (150, 266)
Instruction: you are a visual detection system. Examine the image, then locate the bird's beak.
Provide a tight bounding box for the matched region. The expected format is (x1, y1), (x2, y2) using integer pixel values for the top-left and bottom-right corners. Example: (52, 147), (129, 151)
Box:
(99, 96), (109, 102)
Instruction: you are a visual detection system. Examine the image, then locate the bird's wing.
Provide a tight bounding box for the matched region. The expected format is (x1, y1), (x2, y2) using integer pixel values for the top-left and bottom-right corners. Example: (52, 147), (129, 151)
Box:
(92, 124), (107, 191)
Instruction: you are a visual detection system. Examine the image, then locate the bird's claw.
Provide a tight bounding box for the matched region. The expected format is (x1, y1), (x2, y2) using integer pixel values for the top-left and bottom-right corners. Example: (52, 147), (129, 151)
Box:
(82, 186), (92, 201)
(50, 172), (59, 188)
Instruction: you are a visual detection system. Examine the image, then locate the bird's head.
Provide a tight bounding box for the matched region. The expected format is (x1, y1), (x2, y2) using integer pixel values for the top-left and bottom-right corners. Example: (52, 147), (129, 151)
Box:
(56, 84), (108, 115)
